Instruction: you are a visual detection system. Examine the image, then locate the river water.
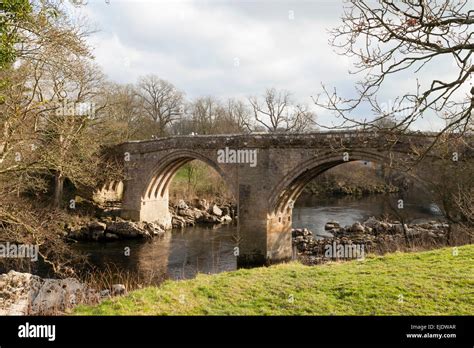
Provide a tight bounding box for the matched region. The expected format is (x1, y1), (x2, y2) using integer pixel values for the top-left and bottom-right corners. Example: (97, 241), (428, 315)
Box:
(72, 193), (443, 284)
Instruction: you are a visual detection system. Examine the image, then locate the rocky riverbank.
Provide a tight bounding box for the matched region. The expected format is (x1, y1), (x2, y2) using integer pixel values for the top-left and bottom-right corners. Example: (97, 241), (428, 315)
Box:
(293, 218), (449, 263)
(170, 199), (235, 228)
(303, 182), (400, 195)
(65, 218), (166, 241)
(64, 199), (236, 241)
(0, 270), (126, 315)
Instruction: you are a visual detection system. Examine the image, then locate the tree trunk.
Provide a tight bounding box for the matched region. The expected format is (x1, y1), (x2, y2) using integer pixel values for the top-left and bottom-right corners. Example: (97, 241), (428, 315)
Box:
(401, 219), (411, 248)
(53, 173), (64, 208)
(446, 221), (453, 246)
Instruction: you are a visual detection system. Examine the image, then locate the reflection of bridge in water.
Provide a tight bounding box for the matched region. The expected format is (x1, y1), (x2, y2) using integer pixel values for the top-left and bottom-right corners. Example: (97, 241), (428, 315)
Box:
(75, 226), (237, 283)
(106, 131), (465, 266)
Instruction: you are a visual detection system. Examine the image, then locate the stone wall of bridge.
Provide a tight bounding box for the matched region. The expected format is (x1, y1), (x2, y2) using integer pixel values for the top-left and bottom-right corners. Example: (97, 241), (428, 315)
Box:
(116, 132), (435, 266)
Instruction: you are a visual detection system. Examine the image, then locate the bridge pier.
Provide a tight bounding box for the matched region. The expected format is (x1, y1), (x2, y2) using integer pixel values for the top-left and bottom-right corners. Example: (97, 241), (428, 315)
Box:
(236, 217), (293, 267)
(122, 178), (295, 267)
(122, 199), (172, 230)
(236, 185), (293, 267)
(139, 198), (173, 229)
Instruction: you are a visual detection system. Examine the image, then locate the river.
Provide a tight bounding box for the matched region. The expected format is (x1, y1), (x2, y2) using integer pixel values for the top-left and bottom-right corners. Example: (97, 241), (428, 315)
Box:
(72, 192), (443, 285)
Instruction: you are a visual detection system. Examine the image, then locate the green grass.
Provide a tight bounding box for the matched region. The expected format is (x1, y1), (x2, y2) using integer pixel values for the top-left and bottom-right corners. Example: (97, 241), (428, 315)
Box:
(74, 245), (474, 315)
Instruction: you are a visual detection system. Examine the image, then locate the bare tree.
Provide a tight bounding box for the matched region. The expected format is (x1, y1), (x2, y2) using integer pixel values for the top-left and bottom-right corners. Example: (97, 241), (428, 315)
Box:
(413, 134), (473, 244)
(137, 75), (184, 137)
(211, 98), (252, 134)
(0, 0), (119, 274)
(249, 88), (315, 133)
(5, 0), (92, 67)
(97, 82), (145, 142)
(314, 1), (473, 148)
(170, 97), (249, 135)
(39, 61), (107, 207)
(0, 0), (123, 208)
(223, 98), (252, 133)
(190, 96), (220, 135)
(454, 185), (474, 243)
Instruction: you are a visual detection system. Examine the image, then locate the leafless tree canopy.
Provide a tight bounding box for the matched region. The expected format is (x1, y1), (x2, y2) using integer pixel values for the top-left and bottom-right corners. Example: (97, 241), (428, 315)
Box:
(137, 75), (185, 137)
(314, 0), (473, 138)
(175, 96), (250, 135)
(12, 1), (92, 66)
(249, 88), (316, 133)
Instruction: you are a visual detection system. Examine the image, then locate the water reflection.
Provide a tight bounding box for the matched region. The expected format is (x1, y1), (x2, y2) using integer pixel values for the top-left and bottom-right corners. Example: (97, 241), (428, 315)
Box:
(73, 193), (442, 284)
(74, 224), (237, 283)
(292, 193), (442, 238)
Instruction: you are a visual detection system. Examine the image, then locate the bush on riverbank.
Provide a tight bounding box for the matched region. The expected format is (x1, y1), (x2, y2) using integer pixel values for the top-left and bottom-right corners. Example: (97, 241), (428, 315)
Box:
(303, 161), (402, 196)
(169, 161), (235, 204)
(74, 244), (474, 315)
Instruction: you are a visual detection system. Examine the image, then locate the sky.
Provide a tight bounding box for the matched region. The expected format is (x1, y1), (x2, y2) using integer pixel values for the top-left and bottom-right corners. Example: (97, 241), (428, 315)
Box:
(71, 0), (471, 131)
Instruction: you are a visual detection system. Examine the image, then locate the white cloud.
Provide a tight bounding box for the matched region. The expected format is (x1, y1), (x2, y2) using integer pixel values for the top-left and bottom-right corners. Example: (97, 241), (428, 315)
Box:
(74, 0), (464, 131)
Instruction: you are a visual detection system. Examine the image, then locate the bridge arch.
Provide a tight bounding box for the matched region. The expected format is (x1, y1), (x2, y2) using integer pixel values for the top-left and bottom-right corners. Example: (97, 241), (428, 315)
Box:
(138, 149), (234, 227)
(269, 150), (391, 216)
(261, 150), (399, 263)
(142, 150), (230, 199)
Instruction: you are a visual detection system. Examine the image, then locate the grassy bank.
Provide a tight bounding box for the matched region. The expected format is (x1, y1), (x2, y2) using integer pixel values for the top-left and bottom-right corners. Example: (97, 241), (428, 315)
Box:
(74, 245), (474, 315)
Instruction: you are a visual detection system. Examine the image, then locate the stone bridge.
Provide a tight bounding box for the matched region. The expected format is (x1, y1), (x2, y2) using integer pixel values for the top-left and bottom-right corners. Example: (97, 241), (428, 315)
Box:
(114, 131), (436, 266)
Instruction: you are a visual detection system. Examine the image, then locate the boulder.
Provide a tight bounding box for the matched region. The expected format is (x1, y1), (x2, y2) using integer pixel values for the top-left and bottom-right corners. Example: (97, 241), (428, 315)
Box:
(392, 223), (409, 235)
(431, 223), (448, 230)
(292, 229), (304, 238)
(0, 271), (42, 315)
(193, 209), (203, 220)
(210, 204), (222, 217)
(326, 228), (340, 235)
(363, 217), (395, 234)
(302, 228), (312, 236)
(100, 289), (111, 298)
(176, 199), (188, 210)
(67, 226), (88, 240)
(407, 228), (422, 237)
(86, 221), (106, 240)
(363, 217), (379, 229)
(221, 215), (232, 224)
(31, 278), (86, 314)
(104, 232), (119, 240)
(88, 221), (107, 232)
(196, 199), (209, 210)
(144, 222), (165, 236)
(177, 209), (187, 216)
(351, 222), (365, 233)
(111, 284), (126, 296)
(172, 215), (187, 228)
(0, 271), (99, 315)
(106, 221), (149, 238)
(197, 212), (221, 224)
(324, 221), (340, 230)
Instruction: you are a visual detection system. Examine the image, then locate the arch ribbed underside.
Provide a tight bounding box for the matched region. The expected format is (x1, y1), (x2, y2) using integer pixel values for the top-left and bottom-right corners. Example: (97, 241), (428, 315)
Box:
(142, 150), (228, 201)
(270, 151), (388, 215)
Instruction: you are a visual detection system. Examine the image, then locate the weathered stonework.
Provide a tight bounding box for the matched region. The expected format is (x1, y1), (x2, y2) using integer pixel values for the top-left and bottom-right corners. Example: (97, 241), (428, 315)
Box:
(115, 131), (439, 266)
